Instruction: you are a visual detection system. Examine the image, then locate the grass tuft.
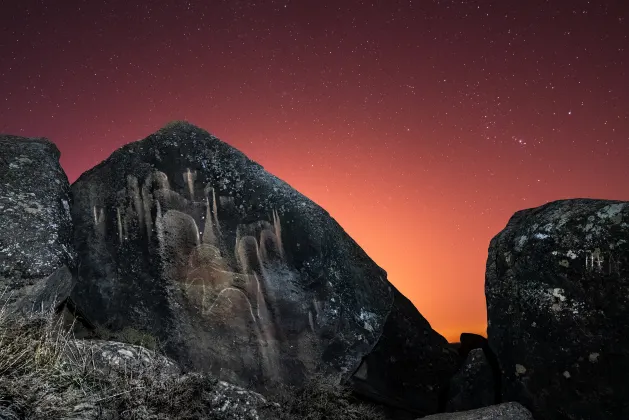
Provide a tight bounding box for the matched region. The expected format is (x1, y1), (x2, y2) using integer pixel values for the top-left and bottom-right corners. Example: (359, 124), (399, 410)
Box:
(0, 299), (386, 419)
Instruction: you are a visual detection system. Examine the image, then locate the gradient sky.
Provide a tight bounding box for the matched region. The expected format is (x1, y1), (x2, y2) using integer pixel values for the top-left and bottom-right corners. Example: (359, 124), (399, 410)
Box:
(1, 0), (628, 341)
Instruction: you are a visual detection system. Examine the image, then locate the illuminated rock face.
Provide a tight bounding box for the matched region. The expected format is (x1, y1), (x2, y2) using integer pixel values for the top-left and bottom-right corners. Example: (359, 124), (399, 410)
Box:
(70, 121), (457, 413)
(0, 135), (75, 313)
(70, 122), (392, 387)
(486, 199), (629, 420)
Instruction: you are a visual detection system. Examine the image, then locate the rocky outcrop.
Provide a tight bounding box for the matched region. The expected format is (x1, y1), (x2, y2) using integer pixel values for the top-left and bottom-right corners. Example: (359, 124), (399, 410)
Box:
(420, 402), (533, 420)
(486, 199), (629, 419)
(69, 121), (456, 414)
(0, 135), (75, 314)
(350, 289), (459, 416)
(445, 349), (494, 412)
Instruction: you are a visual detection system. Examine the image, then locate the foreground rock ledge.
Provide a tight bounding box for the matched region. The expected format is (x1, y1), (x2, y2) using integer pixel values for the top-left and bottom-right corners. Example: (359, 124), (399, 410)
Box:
(420, 402), (533, 420)
(0, 135), (75, 314)
(486, 198), (629, 419)
(69, 121), (457, 414)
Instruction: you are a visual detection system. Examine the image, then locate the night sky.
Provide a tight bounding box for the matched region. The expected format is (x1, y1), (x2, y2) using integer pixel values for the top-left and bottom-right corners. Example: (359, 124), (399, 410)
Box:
(1, 0), (628, 341)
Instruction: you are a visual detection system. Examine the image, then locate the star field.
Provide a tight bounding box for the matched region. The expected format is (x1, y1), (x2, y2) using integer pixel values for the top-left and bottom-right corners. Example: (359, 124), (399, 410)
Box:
(1, 0), (628, 341)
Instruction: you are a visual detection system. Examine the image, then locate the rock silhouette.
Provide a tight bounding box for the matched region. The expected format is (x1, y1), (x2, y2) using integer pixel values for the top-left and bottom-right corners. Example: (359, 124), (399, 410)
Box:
(68, 121), (456, 414)
(486, 198), (629, 419)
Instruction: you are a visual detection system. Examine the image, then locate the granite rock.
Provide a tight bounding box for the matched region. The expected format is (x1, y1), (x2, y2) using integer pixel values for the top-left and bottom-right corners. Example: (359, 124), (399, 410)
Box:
(69, 121), (455, 414)
(0, 135), (75, 314)
(486, 198), (629, 419)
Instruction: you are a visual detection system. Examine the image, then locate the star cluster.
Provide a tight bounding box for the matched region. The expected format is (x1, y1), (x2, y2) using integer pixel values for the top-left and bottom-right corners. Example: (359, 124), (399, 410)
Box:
(1, 0), (627, 341)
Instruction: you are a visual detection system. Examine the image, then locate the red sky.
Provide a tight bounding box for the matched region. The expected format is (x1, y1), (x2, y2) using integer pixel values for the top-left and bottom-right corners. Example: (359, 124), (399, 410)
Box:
(1, 0), (628, 341)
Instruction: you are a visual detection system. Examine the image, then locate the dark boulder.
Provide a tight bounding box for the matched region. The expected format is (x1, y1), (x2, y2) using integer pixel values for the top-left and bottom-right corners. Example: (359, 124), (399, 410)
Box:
(453, 333), (501, 406)
(350, 288), (459, 416)
(486, 198), (629, 419)
(69, 121), (456, 413)
(445, 348), (495, 412)
(0, 135), (75, 314)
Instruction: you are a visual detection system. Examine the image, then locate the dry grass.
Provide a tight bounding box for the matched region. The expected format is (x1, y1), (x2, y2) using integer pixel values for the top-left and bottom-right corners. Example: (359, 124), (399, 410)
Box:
(0, 298), (258, 419)
(0, 295), (386, 420)
(262, 375), (385, 420)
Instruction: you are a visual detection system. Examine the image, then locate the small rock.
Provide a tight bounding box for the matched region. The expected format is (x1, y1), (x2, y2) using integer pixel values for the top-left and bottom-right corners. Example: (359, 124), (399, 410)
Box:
(445, 348), (496, 412)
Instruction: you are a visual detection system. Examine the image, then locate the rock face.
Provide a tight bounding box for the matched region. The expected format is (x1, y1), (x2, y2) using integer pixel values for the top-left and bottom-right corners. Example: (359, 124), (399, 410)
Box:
(420, 402), (533, 420)
(69, 121), (455, 413)
(350, 289), (459, 416)
(486, 199), (629, 420)
(0, 135), (75, 314)
(445, 348), (495, 412)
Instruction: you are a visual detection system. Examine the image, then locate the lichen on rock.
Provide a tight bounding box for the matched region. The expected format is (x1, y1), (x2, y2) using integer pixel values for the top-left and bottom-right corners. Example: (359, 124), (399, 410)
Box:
(486, 198), (629, 420)
(0, 135), (75, 314)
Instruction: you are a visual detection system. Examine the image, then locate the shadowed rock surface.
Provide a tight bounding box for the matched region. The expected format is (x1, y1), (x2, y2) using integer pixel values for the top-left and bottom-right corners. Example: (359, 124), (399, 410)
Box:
(420, 402), (533, 420)
(457, 333), (488, 360)
(0, 135), (75, 314)
(452, 333), (501, 408)
(69, 121), (456, 414)
(445, 348), (495, 412)
(350, 289), (459, 416)
(486, 198), (629, 419)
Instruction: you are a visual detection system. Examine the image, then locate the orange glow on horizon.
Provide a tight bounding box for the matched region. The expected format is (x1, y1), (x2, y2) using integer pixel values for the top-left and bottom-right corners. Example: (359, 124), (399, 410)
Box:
(3, 0), (628, 344)
(50, 120), (628, 344)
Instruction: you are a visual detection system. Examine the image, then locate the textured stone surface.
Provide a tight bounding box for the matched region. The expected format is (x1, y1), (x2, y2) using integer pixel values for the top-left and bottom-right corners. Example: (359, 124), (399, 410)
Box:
(207, 377), (274, 420)
(350, 288), (459, 416)
(64, 339), (181, 376)
(69, 121), (454, 413)
(0, 135), (75, 313)
(445, 348), (495, 412)
(486, 198), (629, 419)
(420, 402), (533, 420)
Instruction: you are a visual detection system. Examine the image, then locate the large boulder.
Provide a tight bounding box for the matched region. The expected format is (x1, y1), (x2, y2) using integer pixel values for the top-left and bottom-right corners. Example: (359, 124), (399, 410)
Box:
(69, 121), (456, 413)
(419, 402), (533, 420)
(0, 135), (75, 314)
(486, 199), (629, 419)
